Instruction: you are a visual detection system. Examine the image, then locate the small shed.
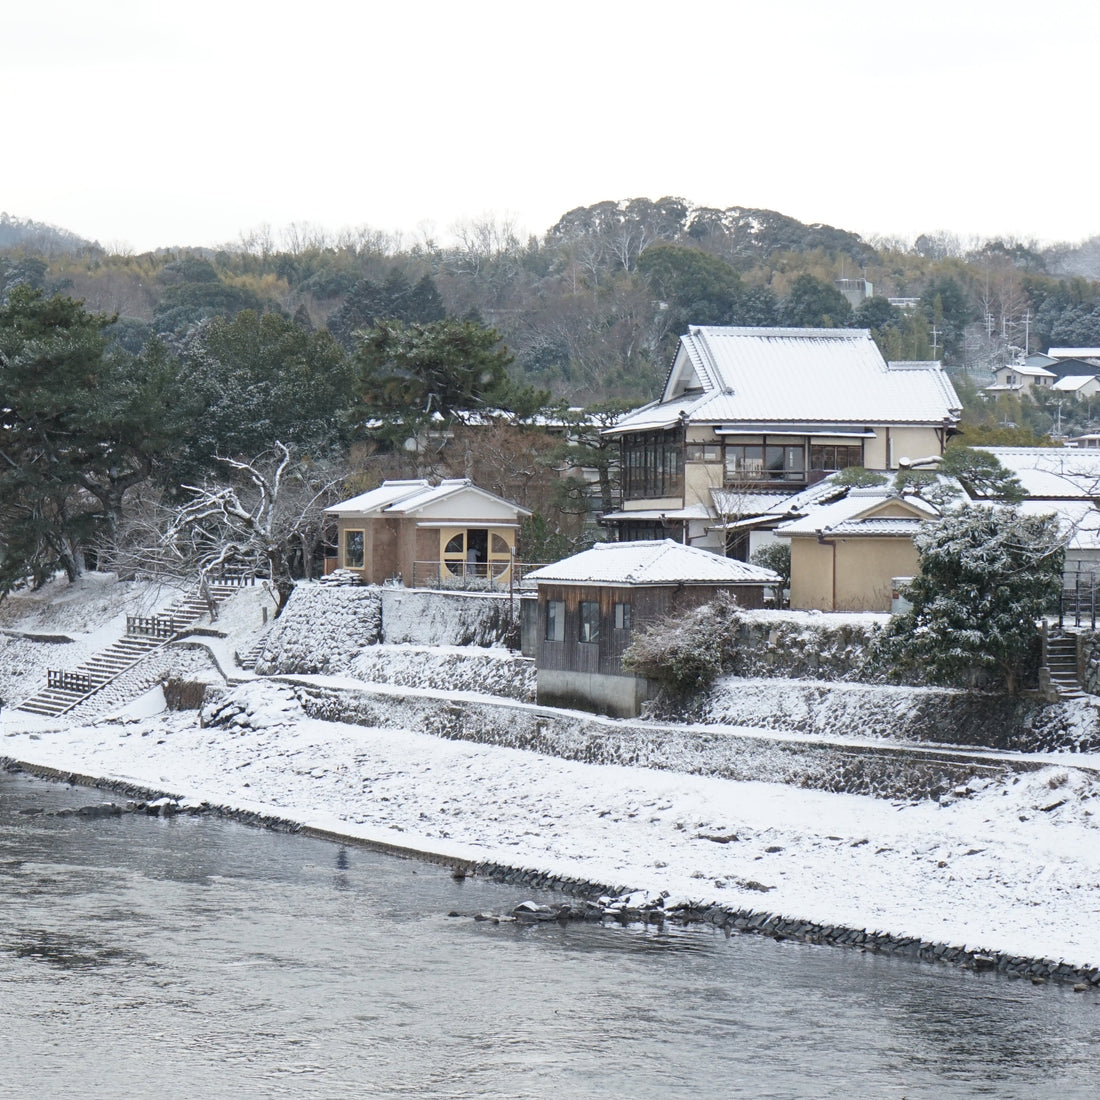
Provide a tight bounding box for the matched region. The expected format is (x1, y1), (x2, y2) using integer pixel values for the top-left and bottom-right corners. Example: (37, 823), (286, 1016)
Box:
(325, 478), (531, 587)
(524, 540), (779, 717)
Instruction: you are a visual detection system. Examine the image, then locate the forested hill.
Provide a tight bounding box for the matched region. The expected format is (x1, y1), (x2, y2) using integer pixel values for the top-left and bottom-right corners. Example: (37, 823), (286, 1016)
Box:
(4, 200), (1100, 405)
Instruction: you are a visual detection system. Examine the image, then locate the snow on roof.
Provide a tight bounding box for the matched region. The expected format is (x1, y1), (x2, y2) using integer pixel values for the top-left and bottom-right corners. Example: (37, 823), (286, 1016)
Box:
(524, 540), (779, 586)
(976, 447), (1100, 500)
(600, 503), (713, 523)
(1048, 348), (1100, 359)
(1016, 499), (1100, 551)
(1052, 375), (1098, 392)
(607, 327), (961, 435)
(775, 490), (938, 537)
(326, 478), (532, 519)
(998, 363), (1056, 378)
(324, 480), (431, 515)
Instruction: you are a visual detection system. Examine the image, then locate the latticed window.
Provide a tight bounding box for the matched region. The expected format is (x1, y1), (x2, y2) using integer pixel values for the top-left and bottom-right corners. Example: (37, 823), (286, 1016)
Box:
(621, 430), (683, 499)
(809, 444), (863, 471)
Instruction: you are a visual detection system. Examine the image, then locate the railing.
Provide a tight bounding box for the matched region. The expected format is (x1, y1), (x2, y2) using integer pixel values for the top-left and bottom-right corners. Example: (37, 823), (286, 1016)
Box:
(411, 560), (548, 592)
(47, 670), (92, 694)
(1059, 571), (1097, 630)
(126, 614), (184, 639)
(210, 571), (257, 587)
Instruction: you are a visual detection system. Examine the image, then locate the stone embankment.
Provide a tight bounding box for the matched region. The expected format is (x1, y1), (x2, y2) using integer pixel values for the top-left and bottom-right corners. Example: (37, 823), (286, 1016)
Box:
(5, 757), (1097, 992)
(281, 678), (1040, 802)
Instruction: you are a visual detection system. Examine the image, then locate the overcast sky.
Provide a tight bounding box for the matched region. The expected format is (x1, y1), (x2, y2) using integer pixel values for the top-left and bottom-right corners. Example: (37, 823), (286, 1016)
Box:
(6, 0), (1098, 254)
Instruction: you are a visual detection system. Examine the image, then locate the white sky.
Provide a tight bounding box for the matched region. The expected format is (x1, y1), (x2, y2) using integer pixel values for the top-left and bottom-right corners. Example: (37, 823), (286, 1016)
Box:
(6, 0), (1099, 254)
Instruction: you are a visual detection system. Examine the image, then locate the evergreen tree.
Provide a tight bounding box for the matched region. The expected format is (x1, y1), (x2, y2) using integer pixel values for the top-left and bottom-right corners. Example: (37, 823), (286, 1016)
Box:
(0, 288), (185, 590)
(886, 507), (1064, 694)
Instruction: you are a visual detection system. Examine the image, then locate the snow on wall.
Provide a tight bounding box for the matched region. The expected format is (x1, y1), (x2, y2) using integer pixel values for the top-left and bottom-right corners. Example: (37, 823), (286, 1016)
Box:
(379, 588), (517, 648)
(257, 585), (519, 677)
(280, 679), (1025, 802)
(347, 645), (534, 702)
(256, 586), (382, 675)
(666, 675), (1100, 753)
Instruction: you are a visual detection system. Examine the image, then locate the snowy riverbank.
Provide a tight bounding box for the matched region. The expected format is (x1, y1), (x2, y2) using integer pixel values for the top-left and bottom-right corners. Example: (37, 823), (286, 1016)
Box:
(2, 575), (1099, 981)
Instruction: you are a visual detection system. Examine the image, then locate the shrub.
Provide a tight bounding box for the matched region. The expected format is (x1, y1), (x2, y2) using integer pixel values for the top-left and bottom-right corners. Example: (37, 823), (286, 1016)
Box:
(622, 593), (740, 694)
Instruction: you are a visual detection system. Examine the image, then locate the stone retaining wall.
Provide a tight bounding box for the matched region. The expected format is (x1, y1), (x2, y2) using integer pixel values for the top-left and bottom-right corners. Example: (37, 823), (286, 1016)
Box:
(284, 679), (1038, 801)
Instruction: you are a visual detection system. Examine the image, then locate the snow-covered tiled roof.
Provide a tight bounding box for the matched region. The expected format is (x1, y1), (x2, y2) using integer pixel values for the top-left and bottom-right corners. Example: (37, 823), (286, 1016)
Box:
(775, 491), (938, 537)
(1017, 500), (1100, 551)
(976, 447), (1100, 500)
(1048, 348), (1100, 359)
(524, 540), (779, 586)
(607, 327), (961, 435)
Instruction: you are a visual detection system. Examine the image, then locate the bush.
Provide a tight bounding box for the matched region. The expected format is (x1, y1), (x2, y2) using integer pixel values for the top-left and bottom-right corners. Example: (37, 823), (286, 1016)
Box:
(622, 593), (740, 694)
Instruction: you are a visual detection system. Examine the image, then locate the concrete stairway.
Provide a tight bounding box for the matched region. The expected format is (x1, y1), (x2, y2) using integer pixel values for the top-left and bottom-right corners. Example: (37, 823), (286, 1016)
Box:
(15, 582), (241, 718)
(1045, 634), (1085, 700)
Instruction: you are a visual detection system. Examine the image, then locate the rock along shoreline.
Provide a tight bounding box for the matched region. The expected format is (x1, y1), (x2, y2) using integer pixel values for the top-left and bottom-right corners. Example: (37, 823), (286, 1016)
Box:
(5, 753), (1097, 994)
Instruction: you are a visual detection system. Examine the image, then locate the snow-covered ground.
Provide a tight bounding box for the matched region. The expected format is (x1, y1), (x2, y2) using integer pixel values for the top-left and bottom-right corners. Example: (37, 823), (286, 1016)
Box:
(2, 575), (1099, 974)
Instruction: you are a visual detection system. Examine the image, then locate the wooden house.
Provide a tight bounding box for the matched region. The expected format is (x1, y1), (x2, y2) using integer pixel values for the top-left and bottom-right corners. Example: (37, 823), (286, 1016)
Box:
(524, 540), (779, 717)
(325, 478), (531, 587)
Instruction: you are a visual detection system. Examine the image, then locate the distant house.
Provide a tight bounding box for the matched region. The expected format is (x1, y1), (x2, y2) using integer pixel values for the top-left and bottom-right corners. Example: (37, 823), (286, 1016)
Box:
(325, 478), (531, 587)
(985, 362), (1056, 395)
(524, 540), (779, 717)
(1052, 374), (1100, 400)
(601, 326), (961, 553)
(774, 490), (940, 612)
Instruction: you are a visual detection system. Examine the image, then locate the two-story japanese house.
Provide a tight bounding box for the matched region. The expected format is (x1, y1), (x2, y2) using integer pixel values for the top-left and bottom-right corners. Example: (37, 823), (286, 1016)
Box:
(601, 326), (962, 554)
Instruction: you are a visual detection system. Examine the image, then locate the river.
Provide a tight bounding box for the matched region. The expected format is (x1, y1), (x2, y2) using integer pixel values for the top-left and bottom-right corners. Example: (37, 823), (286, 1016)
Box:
(1, 770), (1097, 1099)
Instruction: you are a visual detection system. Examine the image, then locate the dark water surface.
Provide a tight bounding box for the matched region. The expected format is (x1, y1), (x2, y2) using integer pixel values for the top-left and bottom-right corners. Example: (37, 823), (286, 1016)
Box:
(1, 771), (1097, 1099)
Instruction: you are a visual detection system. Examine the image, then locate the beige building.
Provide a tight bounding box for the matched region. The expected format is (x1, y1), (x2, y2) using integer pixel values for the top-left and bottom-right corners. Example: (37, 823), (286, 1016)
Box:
(325, 479), (531, 587)
(775, 490), (940, 612)
(602, 327), (961, 556)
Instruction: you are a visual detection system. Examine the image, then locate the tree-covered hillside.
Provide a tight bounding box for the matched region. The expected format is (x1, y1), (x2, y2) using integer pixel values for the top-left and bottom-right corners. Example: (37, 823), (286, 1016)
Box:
(6, 199), (1100, 408)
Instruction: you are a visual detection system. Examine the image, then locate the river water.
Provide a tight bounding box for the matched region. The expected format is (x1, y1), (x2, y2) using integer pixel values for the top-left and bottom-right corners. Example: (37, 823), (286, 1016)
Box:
(1, 771), (1097, 1099)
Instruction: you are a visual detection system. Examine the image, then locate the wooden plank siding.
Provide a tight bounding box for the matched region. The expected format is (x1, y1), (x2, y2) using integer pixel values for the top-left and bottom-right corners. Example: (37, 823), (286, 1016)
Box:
(536, 580), (766, 680)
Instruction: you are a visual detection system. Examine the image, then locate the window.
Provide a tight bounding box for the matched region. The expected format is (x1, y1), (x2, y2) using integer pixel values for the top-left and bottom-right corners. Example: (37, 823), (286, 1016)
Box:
(621, 430), (684, 500)
(726, 443), (805, 483)
(579, 601), (600, 643)
(685, 443), (721, 463)
(344, 529), (365, 569)
(809, 444), (863, 471)
(613, 602), (632, 630)
(618, 520), (668, 542)
(545, 600), (565, 642)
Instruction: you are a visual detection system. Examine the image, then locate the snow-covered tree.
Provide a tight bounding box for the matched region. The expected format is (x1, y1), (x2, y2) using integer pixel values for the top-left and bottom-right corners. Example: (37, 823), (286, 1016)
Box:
(886, 506), (1065, 695)
(166, 443), (345, 614)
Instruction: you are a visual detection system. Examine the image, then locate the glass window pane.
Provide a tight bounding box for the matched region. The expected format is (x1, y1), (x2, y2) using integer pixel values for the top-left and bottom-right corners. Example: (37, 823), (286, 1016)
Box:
(545, 600), (564, 642)
(344, 530), (364, 569)
(444, 533), (464, 555)
(579, 601), (600, 643)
